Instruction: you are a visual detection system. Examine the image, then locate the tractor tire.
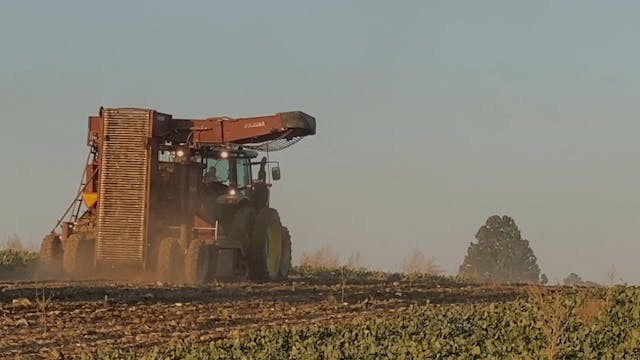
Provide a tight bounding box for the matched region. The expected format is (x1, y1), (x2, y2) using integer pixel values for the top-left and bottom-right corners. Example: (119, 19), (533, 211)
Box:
(279, 226), (292, 279)
(185, 239), (210, 284)
(157, 237), (183, 283)
(234, 252), (249, 281)
(230, 207), (256, 250)
(39, 234), (63, 278)
(248, 208), (283, 281)
(63, 233), (94, 278)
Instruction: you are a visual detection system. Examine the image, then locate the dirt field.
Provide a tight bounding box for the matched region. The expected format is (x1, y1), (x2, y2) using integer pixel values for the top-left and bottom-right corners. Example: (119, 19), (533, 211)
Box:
(0, 277), (538, 359)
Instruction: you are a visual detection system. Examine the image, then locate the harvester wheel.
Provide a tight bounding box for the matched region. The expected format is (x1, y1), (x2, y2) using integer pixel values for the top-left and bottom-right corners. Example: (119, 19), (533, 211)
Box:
(248, 208), (283, 281)
(185, 239), (210, 284)
(157, 237), (183, 283)
(230, 207), (256, 250)
(62, 233), (94, 278)
(39, 234), (63, 277)
(279, 226), (292, 279)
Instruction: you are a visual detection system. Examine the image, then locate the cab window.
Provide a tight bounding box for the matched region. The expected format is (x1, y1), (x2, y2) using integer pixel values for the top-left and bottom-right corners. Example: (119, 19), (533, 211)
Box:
(236, 159), (250, 188)
(204, 159), (230, 185)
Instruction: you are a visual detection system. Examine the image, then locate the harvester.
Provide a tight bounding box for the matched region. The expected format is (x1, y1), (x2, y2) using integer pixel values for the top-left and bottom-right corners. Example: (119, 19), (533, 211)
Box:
(39, 107), (316, 283)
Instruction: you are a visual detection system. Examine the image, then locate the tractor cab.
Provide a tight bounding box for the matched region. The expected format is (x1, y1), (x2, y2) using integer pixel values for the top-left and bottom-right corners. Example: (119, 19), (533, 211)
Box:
(199, 147), (280, 235)
(201, 148), (257, 191)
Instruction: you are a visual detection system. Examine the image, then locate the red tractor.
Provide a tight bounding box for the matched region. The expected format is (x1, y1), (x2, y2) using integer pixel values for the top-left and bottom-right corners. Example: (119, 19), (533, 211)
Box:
(40, 107), (316, 283)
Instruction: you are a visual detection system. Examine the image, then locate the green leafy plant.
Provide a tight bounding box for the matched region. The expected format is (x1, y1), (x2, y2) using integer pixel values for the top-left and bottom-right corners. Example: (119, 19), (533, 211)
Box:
(88, 287), (640, 359)
(0, 249), (38, 278)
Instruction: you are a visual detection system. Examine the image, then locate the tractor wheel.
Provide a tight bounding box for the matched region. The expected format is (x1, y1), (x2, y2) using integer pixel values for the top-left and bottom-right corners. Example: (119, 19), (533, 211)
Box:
(157, 237), (183, 283)
(279, 226), (292, 279)
(39, 234), (63, 277)
(63, 233), (94, 278)
(248, 208), (283, 281)
(230, 207), (256, 250)
(185, 239), (210, 284)
(235, 253), (249, 281)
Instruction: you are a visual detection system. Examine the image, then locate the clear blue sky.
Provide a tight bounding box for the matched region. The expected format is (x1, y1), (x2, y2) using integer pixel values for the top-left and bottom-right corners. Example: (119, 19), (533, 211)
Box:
(1, 1), (639, 284)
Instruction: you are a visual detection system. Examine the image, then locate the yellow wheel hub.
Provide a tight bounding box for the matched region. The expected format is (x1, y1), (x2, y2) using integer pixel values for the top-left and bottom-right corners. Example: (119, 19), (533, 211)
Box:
(265, 219), (282, 277)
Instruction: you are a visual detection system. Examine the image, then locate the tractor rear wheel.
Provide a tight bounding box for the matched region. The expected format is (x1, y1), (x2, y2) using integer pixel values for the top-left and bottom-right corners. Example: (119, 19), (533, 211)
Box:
(39, 234), (63, 277)
(157, 237), (183, 283)
(63, 233), (94, 278)
(248, 208), (283, 281)
(185, 239), (210, 284)
(279, 226), (292, 279)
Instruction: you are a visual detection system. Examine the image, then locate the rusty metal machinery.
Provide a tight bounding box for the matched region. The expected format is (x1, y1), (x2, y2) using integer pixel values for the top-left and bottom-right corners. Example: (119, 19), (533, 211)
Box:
(40, 107), (316, 283)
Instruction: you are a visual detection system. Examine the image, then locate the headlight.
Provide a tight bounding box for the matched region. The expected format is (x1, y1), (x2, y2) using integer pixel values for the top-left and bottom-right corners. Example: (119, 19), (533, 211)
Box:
(229, 188), (236, 196)
(220, 150), (229, 159)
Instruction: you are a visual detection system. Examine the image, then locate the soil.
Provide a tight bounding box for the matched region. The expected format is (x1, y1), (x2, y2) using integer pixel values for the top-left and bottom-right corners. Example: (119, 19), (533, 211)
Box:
(0, 277), (558, 359)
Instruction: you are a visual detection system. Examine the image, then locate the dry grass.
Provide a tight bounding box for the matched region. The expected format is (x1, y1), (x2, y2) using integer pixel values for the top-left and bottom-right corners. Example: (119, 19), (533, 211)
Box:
(526, 285), (570, 360)
(35, 287), (53, 334)
(4, 234), (25, 251)
(345, 251), (364, 270)
(527, 271), (616, 360)
(401, 248), (443, 275)
(605, 264), (617, 305)
(2, 234), (38, 252)
(576, 298), (605, 325)
(299, 247), (444, 277)
(298, 246), (340, 268)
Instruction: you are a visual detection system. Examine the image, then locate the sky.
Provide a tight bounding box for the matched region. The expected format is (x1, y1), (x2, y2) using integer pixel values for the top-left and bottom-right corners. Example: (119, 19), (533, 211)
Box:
(1, 1), (639, 284)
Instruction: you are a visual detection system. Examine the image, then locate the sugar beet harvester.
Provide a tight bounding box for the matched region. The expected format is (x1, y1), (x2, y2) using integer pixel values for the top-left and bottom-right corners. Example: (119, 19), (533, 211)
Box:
(40, 108), (316, 283)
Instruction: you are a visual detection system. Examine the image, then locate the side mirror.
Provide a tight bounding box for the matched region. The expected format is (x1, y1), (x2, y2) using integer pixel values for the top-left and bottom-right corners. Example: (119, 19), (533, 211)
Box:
(271, 166), (281, 181)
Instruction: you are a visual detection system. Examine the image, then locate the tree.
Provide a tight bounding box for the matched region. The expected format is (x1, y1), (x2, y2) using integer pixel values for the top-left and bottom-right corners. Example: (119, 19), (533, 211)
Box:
(459, 215), (541, 283)
(563, 273), (583, 286)
(540, 273), (549, 285)
(563, 273), (600, 287)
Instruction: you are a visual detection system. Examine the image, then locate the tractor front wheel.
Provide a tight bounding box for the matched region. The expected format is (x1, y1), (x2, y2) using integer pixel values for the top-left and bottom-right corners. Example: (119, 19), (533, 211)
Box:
(279, 226), (292, 280)
(248, 208), (284, 281)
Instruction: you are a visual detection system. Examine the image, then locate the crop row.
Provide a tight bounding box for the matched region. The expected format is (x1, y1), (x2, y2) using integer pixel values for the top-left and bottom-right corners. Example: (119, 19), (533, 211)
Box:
(88, 287), (640, 359)
(0, 249), (38, 278)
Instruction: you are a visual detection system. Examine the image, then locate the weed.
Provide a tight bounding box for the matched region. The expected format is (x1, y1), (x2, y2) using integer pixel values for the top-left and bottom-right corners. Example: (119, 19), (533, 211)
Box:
(576, 298), (605, 325)
(345, 251), (364, 270)
(298, 246), (340, 268)
(35, 287), (53, 334)
(526, 285), (572, 360)
(401, 248), (443, 276)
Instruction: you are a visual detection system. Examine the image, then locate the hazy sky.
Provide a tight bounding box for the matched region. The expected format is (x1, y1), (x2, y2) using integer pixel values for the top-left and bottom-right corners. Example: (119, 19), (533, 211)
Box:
(1, 1), (639, 284)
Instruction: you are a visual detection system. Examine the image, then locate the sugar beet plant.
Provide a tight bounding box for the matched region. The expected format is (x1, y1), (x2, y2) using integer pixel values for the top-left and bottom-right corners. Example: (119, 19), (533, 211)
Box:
(0, 249), (38, 278)
(93, 287), (640, 359)
(0, 249), (38, 268)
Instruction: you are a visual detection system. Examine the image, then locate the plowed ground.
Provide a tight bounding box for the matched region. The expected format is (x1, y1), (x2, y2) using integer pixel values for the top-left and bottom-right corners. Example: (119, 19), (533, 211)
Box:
(0, 278), (548, 359)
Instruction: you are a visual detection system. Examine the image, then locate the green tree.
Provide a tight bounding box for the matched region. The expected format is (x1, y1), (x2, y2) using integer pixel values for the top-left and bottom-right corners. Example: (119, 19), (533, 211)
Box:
(563, 272), (600, 287)
(459, 215), (541, 283)
(563, 273), (583, 286)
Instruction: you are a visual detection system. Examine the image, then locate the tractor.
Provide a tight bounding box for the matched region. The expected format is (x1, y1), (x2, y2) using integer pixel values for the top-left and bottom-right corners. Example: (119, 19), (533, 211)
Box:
(39, 107), (316, 283)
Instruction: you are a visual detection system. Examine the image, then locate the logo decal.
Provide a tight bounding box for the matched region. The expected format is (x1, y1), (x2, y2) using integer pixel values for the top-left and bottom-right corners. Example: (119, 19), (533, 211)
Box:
(244, 121), (265, 129)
